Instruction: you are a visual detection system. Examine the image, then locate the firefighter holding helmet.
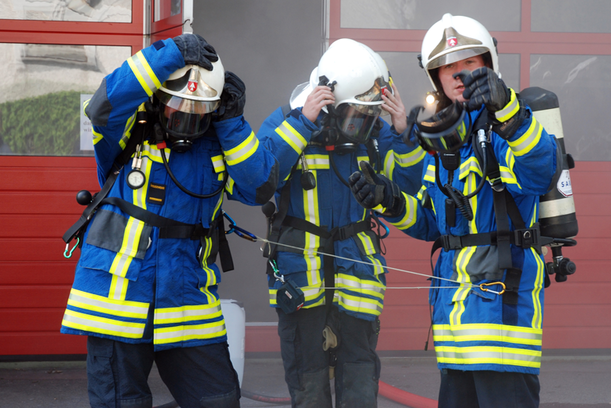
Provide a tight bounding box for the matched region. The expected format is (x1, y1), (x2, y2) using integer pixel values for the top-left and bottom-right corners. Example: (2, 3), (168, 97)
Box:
(60, 33), (278, 408)
(349, 14), (560, 408)
(256, 38), (425, 407)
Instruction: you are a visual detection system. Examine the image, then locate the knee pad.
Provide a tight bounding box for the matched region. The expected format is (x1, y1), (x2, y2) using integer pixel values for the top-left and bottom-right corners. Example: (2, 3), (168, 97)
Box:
(292, 367), (332, 408)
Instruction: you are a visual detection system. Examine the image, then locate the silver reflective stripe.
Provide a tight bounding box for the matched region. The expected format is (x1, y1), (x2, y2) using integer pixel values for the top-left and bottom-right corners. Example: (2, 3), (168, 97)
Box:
(436, 346), (541, 365)
(509, 120), (542, 155)
(433, 325), (542, 344)
(224, 133), (258, 165)
(154, 321), (226, 344)
(277, 121), (307, 153)
(336, 292), (383, 314)
(154, 303), (223, 324)
(127, 51), (161, 96)
(395, 147), (425, 168)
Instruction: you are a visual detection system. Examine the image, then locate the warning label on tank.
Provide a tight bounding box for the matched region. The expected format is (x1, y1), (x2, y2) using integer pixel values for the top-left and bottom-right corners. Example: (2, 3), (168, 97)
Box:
(557, 169), (573, 197)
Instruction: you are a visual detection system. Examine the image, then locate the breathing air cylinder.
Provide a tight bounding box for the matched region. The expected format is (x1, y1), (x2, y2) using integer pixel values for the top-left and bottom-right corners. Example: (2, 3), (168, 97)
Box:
(520, 87), (578, 282)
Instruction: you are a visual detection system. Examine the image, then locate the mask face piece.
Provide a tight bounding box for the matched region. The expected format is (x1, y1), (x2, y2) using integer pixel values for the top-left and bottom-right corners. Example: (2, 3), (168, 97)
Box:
(335, 103), (381, 144)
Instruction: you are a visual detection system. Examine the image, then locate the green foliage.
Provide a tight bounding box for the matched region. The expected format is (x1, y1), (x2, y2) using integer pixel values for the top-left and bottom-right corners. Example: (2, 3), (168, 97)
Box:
(0, 91), (82, 155)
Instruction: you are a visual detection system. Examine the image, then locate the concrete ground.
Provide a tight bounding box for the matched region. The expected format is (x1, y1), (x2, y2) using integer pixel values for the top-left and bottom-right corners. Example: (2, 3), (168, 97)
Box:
(0, 349), (610, 407)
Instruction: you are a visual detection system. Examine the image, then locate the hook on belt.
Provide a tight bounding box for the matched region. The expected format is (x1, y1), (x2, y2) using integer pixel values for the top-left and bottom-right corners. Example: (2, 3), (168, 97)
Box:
(479, 281), (506, 295)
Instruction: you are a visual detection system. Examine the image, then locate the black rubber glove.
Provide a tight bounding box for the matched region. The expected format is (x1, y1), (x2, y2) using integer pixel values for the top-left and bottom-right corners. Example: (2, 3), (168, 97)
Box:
(454, 67), (510, 113)
(215, 71), (246, 121)
(173, 33), (218, 71)
(349, 161), (405, 217)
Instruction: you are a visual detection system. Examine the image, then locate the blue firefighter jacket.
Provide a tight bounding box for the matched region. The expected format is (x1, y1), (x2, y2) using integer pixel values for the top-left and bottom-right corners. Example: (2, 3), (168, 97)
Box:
(60, 39), (278, 351)
(257, 106), (426, 321)
(384, 102), (559, 374)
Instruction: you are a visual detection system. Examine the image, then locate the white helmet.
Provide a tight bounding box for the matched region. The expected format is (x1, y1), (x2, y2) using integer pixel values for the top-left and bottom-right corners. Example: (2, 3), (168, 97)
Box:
(155, 60), (225, 151)
(290, 39), (391, 144)
(420, 13), (499, 92)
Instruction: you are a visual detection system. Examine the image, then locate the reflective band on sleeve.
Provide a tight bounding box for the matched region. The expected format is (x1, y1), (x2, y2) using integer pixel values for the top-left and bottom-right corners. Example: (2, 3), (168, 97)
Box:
(389, 193), (417, 230)
(495, 88), (519, 123)
(276, 121), (308, 154)
(93, 129), (103, 145)
(127, 51), (162, 97)
(224, 132), (259, 166)
(395, 146), (426, 168)
(508, 118), (542, 156)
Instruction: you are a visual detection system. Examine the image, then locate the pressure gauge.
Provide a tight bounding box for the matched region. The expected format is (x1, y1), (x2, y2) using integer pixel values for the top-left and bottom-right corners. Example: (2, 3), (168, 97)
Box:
(127, 169), (146, 189)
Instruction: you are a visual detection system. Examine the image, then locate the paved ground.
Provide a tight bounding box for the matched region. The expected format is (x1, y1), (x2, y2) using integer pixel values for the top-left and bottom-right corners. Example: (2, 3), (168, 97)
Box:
(1, 349), (610, 407)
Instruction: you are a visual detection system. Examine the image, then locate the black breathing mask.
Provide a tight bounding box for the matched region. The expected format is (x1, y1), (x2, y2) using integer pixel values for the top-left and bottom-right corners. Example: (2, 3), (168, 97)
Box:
(413, 101), (472, 153)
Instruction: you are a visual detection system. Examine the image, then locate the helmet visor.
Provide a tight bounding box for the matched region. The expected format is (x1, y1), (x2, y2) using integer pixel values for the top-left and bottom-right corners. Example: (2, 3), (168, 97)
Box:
(415, 102), (470, 152)
(156, 90), (221, 115)
(428, 47), (489, 70)
(160, 104), (213, 139)
(336, 103), (380, 144)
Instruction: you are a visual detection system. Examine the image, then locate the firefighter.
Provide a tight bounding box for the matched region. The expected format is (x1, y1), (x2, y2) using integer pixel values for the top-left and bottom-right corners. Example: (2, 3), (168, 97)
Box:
(349, 14), (560, 408)
(256, 38), (426, 407)
(60, 33), (278, 408)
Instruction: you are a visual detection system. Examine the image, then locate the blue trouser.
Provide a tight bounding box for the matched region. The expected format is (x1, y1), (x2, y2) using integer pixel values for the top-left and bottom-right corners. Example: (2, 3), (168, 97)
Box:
(438, 369), (540, 408)
(277, 305), (381, 408)
(86, 336), (241, 408)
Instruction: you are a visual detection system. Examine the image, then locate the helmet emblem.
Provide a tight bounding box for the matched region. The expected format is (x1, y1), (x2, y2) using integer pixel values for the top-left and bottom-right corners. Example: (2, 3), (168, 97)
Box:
(187, 80), (198, 92)
(447, 37), (458, 47)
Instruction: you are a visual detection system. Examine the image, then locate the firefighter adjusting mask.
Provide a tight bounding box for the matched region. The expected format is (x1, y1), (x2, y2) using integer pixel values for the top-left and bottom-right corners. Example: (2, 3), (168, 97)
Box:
(155, 61), (224, 152)
(290, 39), (391, 147)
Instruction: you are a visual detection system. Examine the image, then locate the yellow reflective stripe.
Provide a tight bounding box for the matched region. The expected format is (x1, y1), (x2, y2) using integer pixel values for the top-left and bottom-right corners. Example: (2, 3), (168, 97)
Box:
(211, 155), (226, 173)
(83, 98), (90, 115)
(449, 246), (475, 325)
(435, 345), (541, 367)
(269, 288), (277, 305)
(154, 301), (222, 325)
(108, 217), (145, 280)
(303, 171), (322, 285)
(424, 164), (436, 183)
(93, 129), (103, 145)
(141, 142), (166, 163)
(355, 231), (376, 256)
(127, 51), (161, 96)
(62, 309), (146, 338)
(495, 88), (519, 122)
(296, 154), (330, 170)
(109, 275), (129, 301)
(276, 121), (307, 154)
(508, 118), (542, 156)
(225, 175), (235, 195)
(389, 193), (417, 230)
(335, 290), (383, 316)
(395, 146), (426, 168)
(224, 132), (259, 166)
(531, 247), (545, 329)
(336, 273), (385, 300)
(458, 157), (482, 180)
(67, 288), (149, 318)
(383, 150), (396, 180)
(154, 320), (226, 344)
(433, 323), (543, 345)
(301, 282), (325, 303)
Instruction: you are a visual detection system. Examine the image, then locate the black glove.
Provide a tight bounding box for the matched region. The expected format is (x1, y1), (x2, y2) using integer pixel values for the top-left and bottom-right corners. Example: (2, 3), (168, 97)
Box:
(215, 71), (246, 121)
(454, 67), (510, 113)
(173, 33), (218, 71)
(349, 161), (405, 217)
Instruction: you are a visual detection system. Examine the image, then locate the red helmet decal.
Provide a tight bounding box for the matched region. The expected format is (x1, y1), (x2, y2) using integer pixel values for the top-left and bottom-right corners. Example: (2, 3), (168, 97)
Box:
(188, 80), (198, 92)
(447, 37), (458, 47)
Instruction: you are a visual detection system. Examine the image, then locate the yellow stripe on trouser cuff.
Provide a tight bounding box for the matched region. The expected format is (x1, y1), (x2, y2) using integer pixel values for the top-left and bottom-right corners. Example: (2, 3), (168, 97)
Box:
(224, 132), (259, 166)
(127, 51), (161, 96)
(435, 346), (541, 367)
(508, 119), (542, 156)
(154, 302), (222, 324)
(67, 288), (149, 318)
(495, 88), (519, 122)
(433, 324), (542, 345)
(154, 320), (227, 344)
(62, 309), (146, 338)
(276, 121), (307, 154)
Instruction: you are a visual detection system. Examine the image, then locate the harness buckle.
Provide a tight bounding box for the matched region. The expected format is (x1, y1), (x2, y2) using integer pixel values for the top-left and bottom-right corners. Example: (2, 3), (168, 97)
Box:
(441, 234), (462, 251)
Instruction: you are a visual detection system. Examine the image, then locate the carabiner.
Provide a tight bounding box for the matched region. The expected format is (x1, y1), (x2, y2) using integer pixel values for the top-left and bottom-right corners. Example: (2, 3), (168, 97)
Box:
(269, 260), (284, 283)
(222, 211), (257, 241)
(63, 238), (80, 259)
(223, 211), (236, 235)
(479, 281), (506, 295)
